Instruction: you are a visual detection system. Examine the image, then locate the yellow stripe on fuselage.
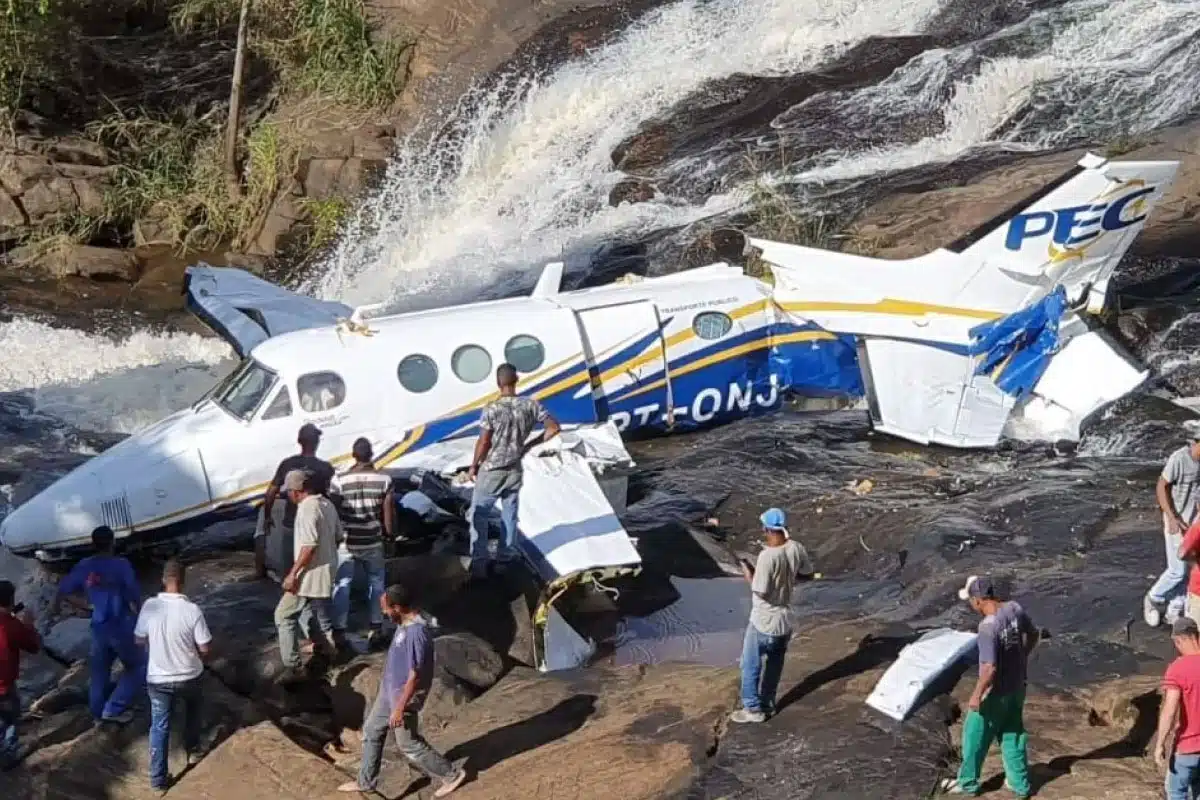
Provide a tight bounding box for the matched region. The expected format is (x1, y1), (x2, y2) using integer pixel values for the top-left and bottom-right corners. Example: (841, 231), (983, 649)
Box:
(778, 298), (1001, 321)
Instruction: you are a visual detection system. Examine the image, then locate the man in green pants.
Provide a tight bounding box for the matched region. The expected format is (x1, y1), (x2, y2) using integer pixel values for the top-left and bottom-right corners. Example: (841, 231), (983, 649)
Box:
(941, 575), (1040, 798)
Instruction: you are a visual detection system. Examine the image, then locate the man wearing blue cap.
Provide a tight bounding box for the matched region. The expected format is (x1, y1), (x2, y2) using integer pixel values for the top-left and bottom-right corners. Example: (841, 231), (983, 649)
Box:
(730, 507), (813, 724)
(941, 575), (1039, 798)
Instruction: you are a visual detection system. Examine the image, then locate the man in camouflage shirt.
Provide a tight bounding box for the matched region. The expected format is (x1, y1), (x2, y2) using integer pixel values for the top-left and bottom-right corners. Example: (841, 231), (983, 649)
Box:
(466, 363), (560, 578)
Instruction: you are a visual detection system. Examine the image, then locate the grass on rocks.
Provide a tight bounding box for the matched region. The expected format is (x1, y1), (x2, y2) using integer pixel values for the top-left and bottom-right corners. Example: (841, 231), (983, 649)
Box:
(5, 0), (410, 255)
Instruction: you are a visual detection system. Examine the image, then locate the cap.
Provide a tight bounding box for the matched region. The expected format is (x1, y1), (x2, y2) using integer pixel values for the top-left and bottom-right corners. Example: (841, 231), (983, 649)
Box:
(1174, 617), (1200, 637)
(298, 423), (322, 443)
(283, 469), (310, 492)
(352, 437), (373, 461)
(760, 508), (787, 530)
(957, 575), (997, 601)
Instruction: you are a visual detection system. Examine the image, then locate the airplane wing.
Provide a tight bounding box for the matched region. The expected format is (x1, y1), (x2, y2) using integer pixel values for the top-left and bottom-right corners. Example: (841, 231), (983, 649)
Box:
(183, 265), (352, 357)
(759, 151), (1178, 447)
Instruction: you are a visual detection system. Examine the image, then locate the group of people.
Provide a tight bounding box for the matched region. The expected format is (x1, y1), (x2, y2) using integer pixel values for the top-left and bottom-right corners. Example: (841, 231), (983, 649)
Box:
(734, 437), (1200, 800)
(9, 362), (1200, 797)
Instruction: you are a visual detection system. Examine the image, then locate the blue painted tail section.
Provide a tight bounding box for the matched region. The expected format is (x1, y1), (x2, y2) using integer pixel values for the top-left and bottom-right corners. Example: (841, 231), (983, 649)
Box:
(968, 286), (1068, 399)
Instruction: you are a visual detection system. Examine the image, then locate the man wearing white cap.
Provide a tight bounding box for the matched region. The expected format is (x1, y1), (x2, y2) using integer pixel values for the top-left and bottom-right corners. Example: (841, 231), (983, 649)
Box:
(941, 575), (1038, 798)
(730, 507), (813, 724)
(1146, 439), (1200, 628)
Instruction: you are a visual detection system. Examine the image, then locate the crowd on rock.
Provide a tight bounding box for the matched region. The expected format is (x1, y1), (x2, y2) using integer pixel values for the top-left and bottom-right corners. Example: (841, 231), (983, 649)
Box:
(3, 366), (1200, 799)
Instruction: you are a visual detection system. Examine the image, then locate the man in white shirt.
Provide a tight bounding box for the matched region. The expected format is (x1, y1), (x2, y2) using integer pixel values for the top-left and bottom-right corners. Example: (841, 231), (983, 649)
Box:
(276, 468), (342, 683)
(134, 559), (212, 794)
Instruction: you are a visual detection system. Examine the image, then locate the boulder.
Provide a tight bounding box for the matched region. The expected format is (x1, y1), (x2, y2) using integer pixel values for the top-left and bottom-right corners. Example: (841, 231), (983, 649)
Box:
(330, 650), (477, 739)
(0, 190), (28, 233)
(845, 121), (1200, 260)
(608, 179), (656, 207)
(43, 617), (93, 662)
(250, 194), (304, 257)
(39, 245), (141, 281)
(434, 631), (506, 692)
(9, 672), (261, 799)
(20, 177), (79, 222)
(171, 721), (349, 800)
(300, 156), (387, 200)
(367, 662), (735, 800)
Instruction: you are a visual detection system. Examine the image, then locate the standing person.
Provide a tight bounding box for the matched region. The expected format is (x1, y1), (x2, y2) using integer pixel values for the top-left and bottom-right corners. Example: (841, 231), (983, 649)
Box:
(1175, 517), (1200, 625)
(336, 584), (467, 797)
(940, 576), (1039, 799)
(466, 363), (560, 578)
(730, 508), (813, 724)
(0, 580), (41, 769)
(329, 437), (395, 651)
(1155, 616), (1200, 800)
(134, 560), (212, 794)
(257, 423), (335, 580)
(1147, 440), (1200, 628)
(275, 469), (340, 682)
(51, 525), (145, 724)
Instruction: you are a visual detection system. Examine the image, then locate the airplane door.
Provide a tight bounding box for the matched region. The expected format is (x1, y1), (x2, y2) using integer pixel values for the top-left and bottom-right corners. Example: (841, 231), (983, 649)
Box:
(574, 301), (673, 434)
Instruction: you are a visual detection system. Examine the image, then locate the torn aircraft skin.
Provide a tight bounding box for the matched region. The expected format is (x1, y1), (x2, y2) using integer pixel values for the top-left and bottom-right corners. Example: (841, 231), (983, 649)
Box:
(0, 155), (1178, 613)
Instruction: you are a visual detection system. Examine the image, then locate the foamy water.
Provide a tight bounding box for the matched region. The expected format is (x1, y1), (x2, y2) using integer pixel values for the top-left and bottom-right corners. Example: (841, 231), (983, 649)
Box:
(311, 0), (949, 307)
(0, 0), (1197, 444)
(0, 318), (233, 434)
(792, 0), (1200, 184)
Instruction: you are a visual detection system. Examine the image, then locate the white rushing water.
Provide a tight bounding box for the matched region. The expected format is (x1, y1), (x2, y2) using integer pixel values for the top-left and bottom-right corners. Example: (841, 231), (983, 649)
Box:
(311, 0), (949, 307)
(0, 318), (232, 434)
(791, 0), (1200, 184)
(1, 0), (1198, 438)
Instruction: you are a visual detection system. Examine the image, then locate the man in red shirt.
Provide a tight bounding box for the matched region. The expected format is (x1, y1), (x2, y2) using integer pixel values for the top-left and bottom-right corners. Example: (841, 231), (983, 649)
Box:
(1179, 520), (1200, 624)
(0, 579), (42, 770)
(1155, 616), (1200, 799)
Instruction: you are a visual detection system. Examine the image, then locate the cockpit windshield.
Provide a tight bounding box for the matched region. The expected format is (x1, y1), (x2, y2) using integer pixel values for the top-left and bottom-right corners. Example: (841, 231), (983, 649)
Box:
(212, 359), (277, 421)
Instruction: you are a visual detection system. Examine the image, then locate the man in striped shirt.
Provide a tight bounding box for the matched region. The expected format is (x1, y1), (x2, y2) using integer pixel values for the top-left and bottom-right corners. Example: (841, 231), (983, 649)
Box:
(329, 438), (395, 650)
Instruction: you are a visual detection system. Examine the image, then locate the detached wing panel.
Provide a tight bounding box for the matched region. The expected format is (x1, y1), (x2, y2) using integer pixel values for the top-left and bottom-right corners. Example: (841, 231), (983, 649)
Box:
(184, 265), (352, 356)
(859, 339), (1014, 448)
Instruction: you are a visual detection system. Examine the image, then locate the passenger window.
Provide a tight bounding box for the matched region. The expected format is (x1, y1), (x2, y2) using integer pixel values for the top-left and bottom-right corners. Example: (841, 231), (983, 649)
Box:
(261, 386), (292, 420)
(397, 354), (438, 393)
(297, 371), (346, 412)
(451, 344), (493, 384)
(504, 334), (545, 373)
(693, 311), (733, 340)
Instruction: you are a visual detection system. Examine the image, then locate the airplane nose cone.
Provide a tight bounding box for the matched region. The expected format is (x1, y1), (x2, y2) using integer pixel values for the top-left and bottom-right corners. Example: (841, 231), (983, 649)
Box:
(0, 483), (102, 556)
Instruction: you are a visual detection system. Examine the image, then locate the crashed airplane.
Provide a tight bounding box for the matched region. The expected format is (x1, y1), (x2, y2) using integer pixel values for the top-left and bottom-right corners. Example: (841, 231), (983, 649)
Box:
(0, 152), (1178, 662)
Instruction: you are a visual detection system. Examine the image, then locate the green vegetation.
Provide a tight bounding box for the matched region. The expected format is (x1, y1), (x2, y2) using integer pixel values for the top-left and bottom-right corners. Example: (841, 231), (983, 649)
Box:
(4, 0), (412, 255)
(297, 195), (349, 251)
(1104, 132), (1150, 158)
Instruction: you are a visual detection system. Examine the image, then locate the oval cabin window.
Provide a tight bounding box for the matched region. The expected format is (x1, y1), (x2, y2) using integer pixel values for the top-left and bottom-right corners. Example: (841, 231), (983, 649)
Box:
(693, 311), (734, 341)
(451, 344), (493, 384)
(296, 371), (346, 412)
(397, 354), (439, 393)
(504, 334), (546, 373)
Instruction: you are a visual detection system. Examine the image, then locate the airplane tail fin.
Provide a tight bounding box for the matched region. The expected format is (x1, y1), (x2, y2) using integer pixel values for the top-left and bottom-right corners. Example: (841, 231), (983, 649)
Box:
(758, 151), (1177, 447)
(943, 153), (1179, 313)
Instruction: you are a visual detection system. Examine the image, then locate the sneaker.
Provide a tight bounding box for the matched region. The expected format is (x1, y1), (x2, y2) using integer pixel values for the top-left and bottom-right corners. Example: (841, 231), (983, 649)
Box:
(101, 710), (135, 725)
(336, 781), (368, 793)
(939, 778), (967, 795)
(186, 752), (203, 767)
(729, 708), (767, 724)
(1004, 778), (1030, 799)
(1145, 594), (1164, 628)
(434, 769), (469, 798)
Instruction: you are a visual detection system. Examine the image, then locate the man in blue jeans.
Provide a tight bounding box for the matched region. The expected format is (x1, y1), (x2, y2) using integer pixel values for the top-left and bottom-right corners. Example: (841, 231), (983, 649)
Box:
(135, 559), (212, 794)
(1155, 616), (1200, 800)
(466, 363), (559, 579)
(329, 437), (394, 651)
(730, 508), (813, 724)
(52, 525), (145, 724)
(337, 584), (467, 797)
